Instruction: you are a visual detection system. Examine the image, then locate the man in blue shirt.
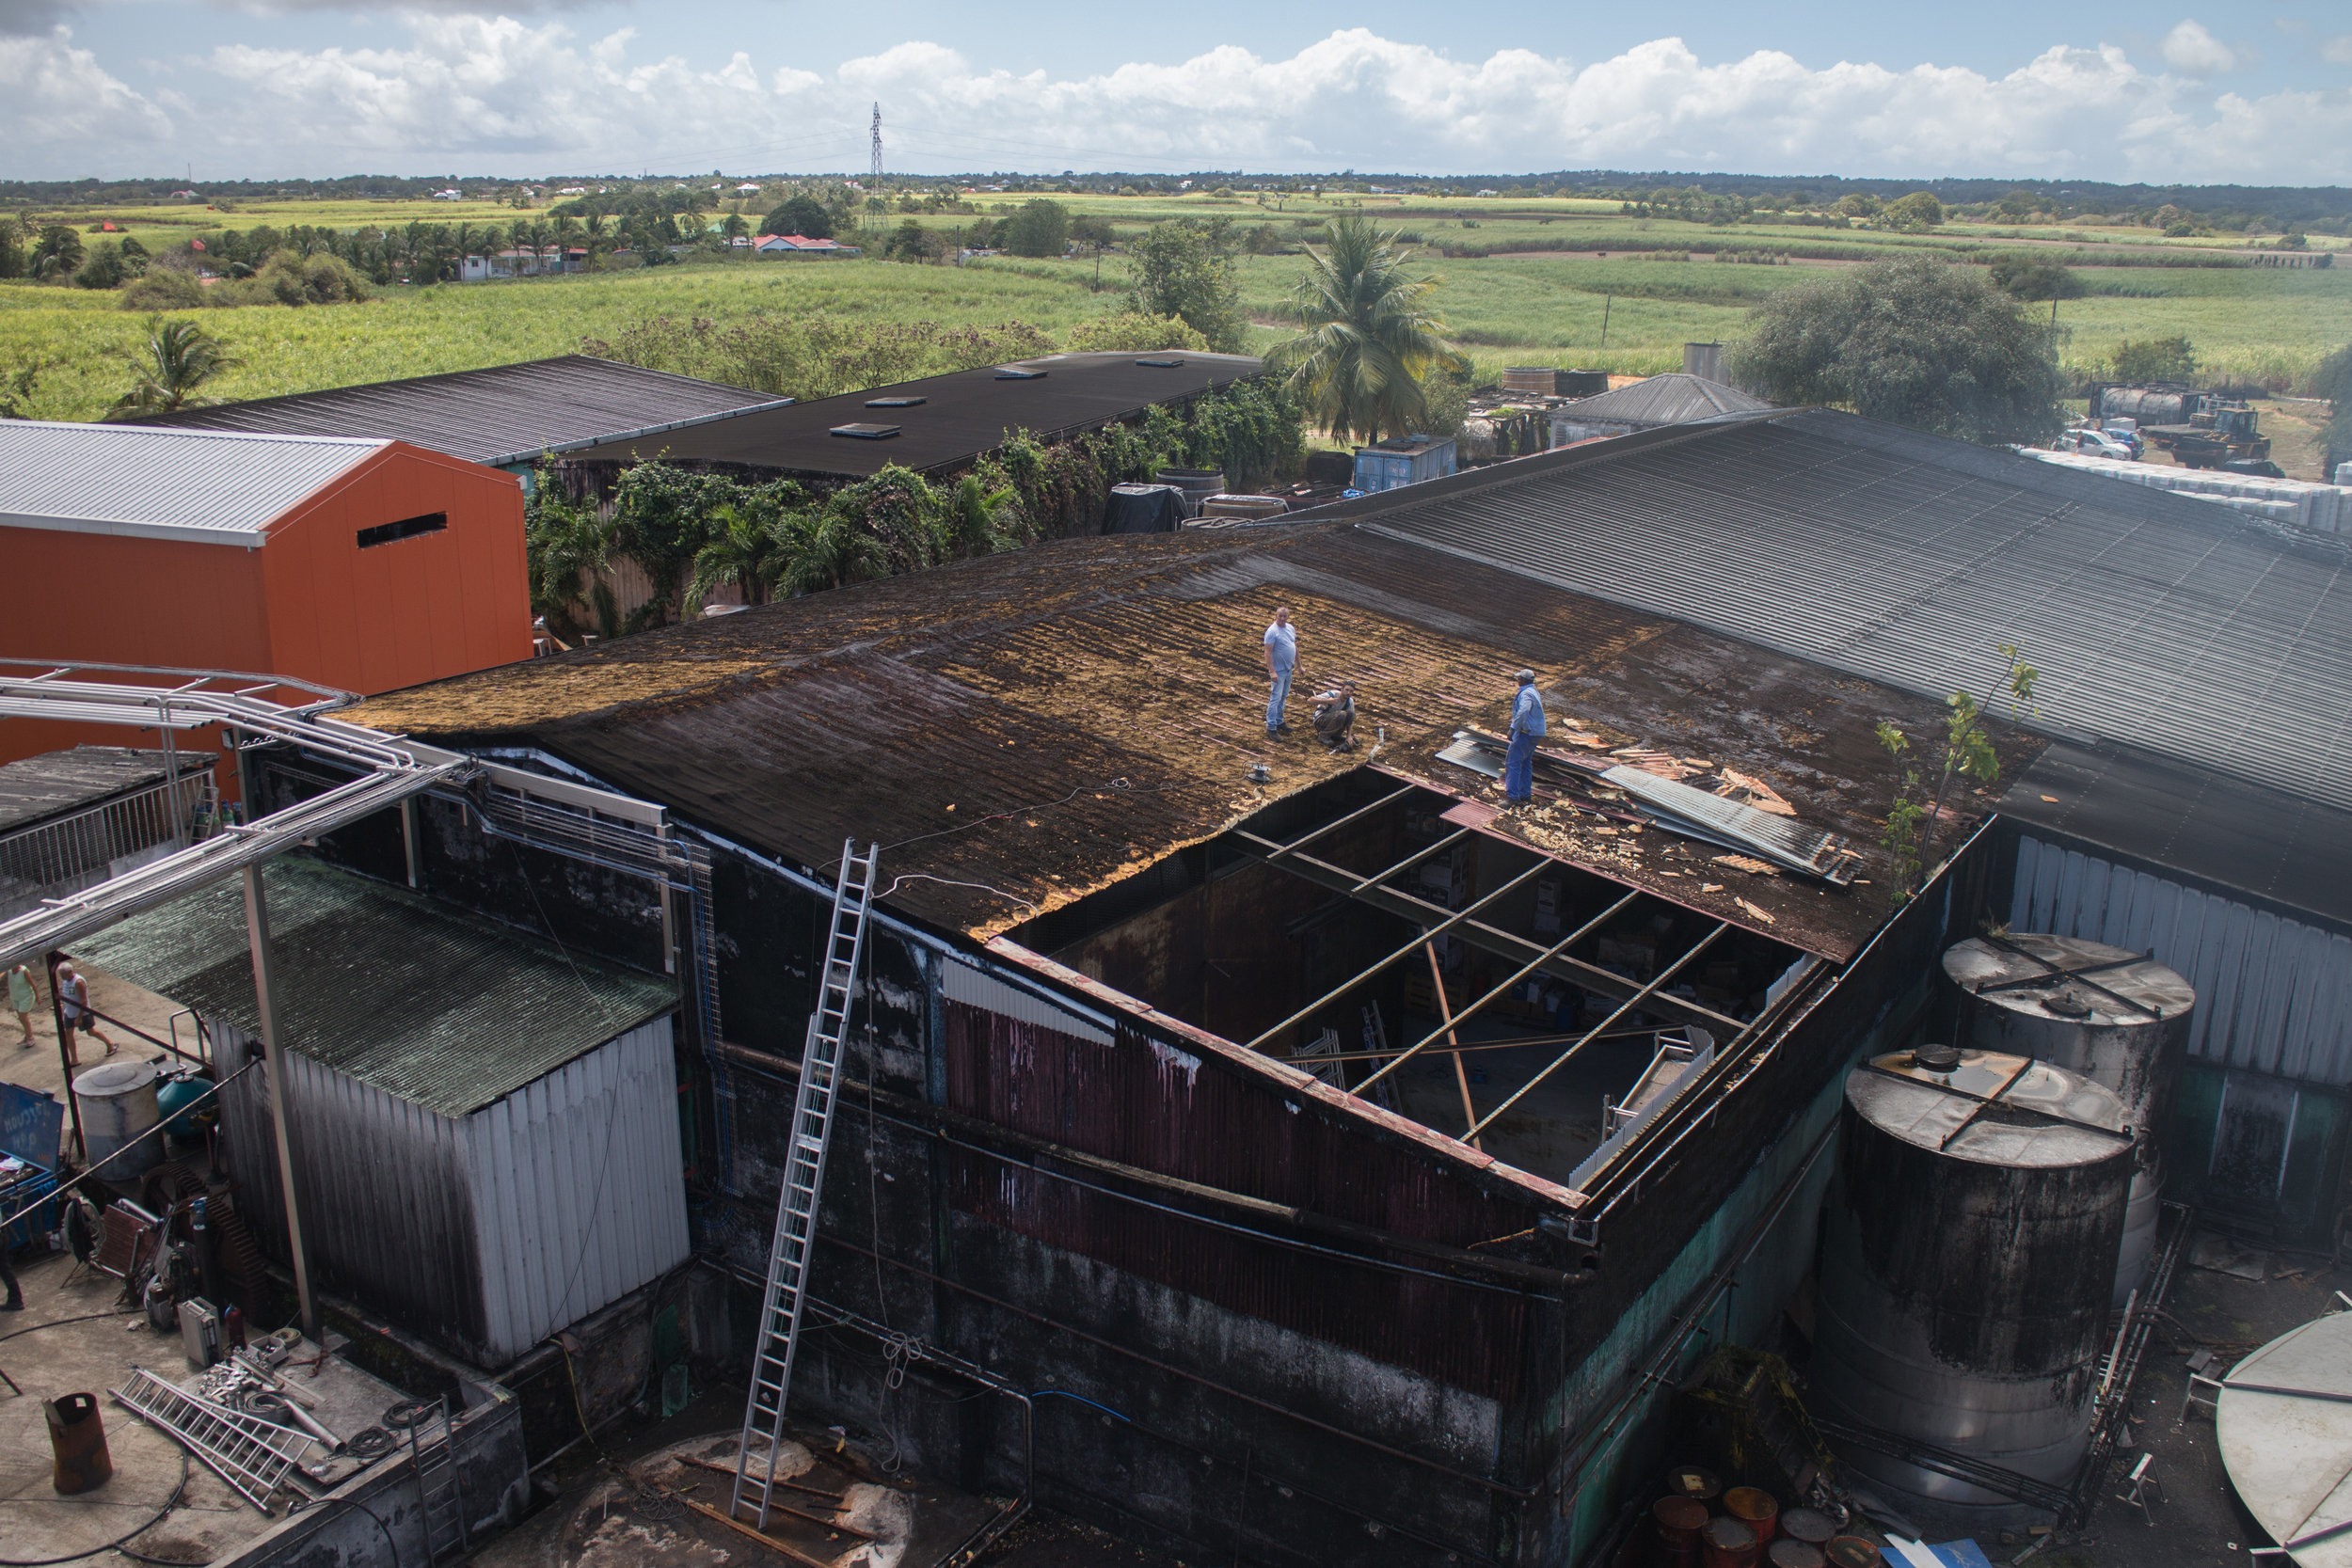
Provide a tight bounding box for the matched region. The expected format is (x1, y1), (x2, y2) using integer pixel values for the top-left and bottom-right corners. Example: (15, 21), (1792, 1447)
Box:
(1263, 606), (1296, 736)
(1504, 668), (1546, 804)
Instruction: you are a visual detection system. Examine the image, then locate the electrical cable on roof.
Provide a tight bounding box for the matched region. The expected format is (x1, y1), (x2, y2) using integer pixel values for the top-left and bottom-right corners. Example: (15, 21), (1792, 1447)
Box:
(0, 1449), (189, 1567)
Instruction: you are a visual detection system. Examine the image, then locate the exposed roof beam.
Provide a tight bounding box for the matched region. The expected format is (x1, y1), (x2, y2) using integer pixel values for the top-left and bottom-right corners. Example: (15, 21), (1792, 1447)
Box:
(1225, 827), (1747, 1036)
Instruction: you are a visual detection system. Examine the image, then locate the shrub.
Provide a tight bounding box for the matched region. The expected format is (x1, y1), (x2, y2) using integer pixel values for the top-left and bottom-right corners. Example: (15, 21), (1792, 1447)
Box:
(2110, 336), (2198, 383)
(1002, 199), (1071, 259)
(119, 270), (205, 311)
(584, 315), (1058, 401)
(1064, 311), (1210, 353)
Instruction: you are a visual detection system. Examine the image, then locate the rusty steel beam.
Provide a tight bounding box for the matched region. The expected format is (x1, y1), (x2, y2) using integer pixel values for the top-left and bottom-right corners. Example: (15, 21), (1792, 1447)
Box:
(1423, 942), (1484, 1150)
(1240, 855), (1552, 1053)
(1355, 891), (1642, 1101)
(1226, 827), (1745, 1035)
(1464, 926), (1731, 1142)
(1260, 784), (1420, 866)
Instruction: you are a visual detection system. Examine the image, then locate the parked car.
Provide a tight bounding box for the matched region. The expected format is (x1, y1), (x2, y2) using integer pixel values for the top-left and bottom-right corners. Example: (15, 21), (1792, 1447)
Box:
(2056, 428), (2137, 461)
(2098, 422), (2146, 457)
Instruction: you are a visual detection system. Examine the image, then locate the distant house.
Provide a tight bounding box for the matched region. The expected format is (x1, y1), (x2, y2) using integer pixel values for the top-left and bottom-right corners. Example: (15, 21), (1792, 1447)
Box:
(457, 247), (588, 281)
(752, 233), (863, 258)
(432, 189), (464, 201)
(734, 182), (763, 196)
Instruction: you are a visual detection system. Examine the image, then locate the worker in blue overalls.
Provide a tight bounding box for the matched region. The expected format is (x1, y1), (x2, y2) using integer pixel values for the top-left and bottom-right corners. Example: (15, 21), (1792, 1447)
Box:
(1504, 668), (1546, 806)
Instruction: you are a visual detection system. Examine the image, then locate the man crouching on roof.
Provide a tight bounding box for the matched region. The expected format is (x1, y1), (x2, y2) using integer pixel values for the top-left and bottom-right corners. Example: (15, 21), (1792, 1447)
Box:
(1311, 681), (1359, 752)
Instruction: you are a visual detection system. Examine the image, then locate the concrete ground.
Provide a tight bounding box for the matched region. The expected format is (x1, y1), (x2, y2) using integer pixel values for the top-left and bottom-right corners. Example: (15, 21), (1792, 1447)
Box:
(4, 957), (199, 1166)
(0, 1245), (413, 1565)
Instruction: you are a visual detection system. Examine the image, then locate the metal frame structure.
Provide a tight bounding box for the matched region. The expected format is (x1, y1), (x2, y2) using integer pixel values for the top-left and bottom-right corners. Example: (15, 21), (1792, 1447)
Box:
(1218, 782), (1814, 1212)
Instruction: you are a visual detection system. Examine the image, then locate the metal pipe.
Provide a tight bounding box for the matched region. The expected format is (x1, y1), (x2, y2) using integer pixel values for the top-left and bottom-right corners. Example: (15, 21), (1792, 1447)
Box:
(45, 949), (85, 1163)
(1357, 891), (1642, 1101)
(400, 798), (421, 890)
(1241, 857), (1551, 1053)
(1466, 924), (1727, 1141)
(245, 864), (318, 1342)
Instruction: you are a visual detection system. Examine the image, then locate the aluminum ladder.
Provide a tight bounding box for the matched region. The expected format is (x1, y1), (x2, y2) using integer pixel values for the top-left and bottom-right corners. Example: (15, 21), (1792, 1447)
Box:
(111, 1366), (318, 1513)
(732, 840), (880, 1531)
(404, 1397), (470, 1564)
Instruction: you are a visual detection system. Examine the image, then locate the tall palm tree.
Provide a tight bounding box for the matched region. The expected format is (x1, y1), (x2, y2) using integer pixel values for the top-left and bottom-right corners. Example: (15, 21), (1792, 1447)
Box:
(451, 221), (483, 279)
(773, 507), (886, 596)
(105, 317), (240, 419)
(689, 503), (789, 607)
(1268, 214), (1462, 445)
(552, 214), (583, 272)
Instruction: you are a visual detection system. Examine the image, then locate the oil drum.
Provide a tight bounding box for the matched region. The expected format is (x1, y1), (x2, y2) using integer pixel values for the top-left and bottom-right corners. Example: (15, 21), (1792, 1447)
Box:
(1779, 1509), (1836, 1547)
(1702, 1516), (1759, 1568)
(1724, 1487), (1779, 1544)
(47, 1393), (113, 1494)
(1655, 1496), (1709, 1562)
(1767, 1544), (1825, 1568)
(1824, 1539), (1883, 1568)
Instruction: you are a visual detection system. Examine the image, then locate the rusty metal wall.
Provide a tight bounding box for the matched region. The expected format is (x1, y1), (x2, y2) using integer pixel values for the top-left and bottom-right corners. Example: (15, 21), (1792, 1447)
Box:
(943, 1000), (1534, 1401)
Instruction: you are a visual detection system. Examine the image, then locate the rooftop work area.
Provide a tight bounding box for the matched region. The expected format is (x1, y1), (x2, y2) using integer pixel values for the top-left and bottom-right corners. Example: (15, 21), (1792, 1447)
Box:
(129, 354), (787, 470)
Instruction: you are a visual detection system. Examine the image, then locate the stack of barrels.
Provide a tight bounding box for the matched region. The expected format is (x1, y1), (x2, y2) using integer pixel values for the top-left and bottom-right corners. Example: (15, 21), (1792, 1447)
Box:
(1647, 1468), (1883, 1568)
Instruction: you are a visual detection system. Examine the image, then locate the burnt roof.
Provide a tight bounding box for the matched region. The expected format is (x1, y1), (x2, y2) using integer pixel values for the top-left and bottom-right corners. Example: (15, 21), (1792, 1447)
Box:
(354, 523), (2031, 960)
(576, 351), (1263, 481)
(1325, 408), (2352, 831)
(131, 355), (782, 467)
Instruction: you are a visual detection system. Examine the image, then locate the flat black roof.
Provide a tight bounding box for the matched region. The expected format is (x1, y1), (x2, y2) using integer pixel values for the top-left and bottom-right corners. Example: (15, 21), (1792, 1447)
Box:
(581, 350), (1263, 481)
(133, 355), (782, 468)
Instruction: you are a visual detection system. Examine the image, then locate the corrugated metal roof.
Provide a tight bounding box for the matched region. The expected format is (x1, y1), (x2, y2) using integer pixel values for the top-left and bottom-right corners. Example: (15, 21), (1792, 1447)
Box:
(1556, 373), (1772, 426)
(350, 524), (2021, 958)
(69, 857), (676, 1117)
(134, 355), (783, 467)
(578, 350), (1263, 480)
(0, 746), (217, 833)
(1348, 409), (2352, 820)
(0, 421), (384, 544)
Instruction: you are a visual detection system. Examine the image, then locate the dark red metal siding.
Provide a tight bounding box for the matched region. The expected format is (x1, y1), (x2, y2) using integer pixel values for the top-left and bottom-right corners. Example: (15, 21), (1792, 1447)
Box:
(945, 1000), (1534, 1399)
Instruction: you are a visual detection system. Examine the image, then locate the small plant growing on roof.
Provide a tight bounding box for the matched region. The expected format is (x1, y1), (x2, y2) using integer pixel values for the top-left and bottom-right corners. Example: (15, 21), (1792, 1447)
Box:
(1875, 644), (2037, 901)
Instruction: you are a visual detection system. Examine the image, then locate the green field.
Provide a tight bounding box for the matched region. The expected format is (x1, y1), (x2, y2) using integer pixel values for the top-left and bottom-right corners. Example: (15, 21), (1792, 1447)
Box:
(6, 190), (2349, 421)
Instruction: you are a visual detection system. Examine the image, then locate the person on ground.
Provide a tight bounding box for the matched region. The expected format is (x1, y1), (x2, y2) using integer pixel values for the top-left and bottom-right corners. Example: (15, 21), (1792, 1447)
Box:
(1504, 668), (1547, 806)
(7, 962), (35, 1048)
(0, 1241), (19, 1311)
(56, 961), (115, 1066)
(1311, 681), (1359, 752)
(1263, 606), (1296, 736)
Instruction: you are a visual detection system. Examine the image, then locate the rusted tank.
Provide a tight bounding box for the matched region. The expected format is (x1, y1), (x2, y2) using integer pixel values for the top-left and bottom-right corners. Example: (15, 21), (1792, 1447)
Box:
(2098, 386), (2203, 426)
(1943, 935), (2194, 1305)
(46, 1393), (113, 1494)
(1809, 1047), (2134, 1520)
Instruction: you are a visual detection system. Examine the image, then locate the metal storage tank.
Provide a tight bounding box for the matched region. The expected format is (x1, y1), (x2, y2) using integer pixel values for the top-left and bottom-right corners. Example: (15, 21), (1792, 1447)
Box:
(1810, 1046), (2135, 1520)
(72, 1059), (163, 1180)
(1942, 935), (2193, 1306)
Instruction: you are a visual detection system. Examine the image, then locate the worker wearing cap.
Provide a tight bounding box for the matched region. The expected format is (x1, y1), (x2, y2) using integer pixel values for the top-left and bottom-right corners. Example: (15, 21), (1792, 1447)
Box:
(1504, 669), (1546, 805)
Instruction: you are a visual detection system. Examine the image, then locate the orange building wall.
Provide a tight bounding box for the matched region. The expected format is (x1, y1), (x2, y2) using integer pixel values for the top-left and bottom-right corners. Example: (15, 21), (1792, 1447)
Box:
(0, 441), (529, 769)
(259, 442), (531, 696)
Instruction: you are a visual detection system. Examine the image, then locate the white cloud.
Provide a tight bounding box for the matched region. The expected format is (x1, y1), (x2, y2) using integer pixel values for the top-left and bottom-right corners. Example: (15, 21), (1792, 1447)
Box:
(2160, 19), (2238, 74)
(0, 25), (172, 155)
(11, 22), (2352, 182)
(2324, 34), (2352, 66)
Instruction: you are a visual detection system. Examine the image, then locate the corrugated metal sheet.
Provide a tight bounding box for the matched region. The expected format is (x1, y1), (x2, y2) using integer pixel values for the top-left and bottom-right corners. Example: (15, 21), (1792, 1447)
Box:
(2010, 835), (2352, 1087)
(1353, 410), (2352, 819)
(1549, 373), (1770, 426)
(0, 420), (384, 543)
(217, 1015), (688, 1364)
(70, 858), (677, 1117)
(942, 956), (1113, 1043)
(135, 355), (782, 468)
(944, 1000), (1535, 1399)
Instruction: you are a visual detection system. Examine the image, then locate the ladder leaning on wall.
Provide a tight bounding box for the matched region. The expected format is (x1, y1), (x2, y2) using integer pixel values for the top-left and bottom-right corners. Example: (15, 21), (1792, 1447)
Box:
(730, 839), (880, 1533)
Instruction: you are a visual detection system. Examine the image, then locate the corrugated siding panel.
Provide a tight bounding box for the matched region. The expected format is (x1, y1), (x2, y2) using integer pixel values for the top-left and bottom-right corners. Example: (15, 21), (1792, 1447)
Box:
(943, 1000), (1533, 1400)
(218, 1015), (687, 1364)
(467, 1016), (688, 1362)
(2012, 837), (2352, 1087)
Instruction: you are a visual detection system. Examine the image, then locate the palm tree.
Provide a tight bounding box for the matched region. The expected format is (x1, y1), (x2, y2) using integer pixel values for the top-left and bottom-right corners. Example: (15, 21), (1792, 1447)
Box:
(552, 214), (583, 273)
(526, 487), (621, 643)
(451, 221), (483, 279)
(105, 317), (240, 419)
(525, 219), (555, 276)
(948, 474), (1021, 558)
(1268, 214), (1462, 445)
(689, 503), (789, 607)
(773, 506), (886, 596)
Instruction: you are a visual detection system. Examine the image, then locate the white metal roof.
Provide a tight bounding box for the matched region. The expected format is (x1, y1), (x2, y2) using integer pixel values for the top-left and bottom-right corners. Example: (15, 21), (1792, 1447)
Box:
(0, 420), (389, 546)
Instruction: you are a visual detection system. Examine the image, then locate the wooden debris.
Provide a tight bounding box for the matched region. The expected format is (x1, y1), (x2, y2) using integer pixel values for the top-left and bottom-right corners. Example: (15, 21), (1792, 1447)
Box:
(1680, 757), (1714, 768)
(1711, 853), (1778, 877)
(1734, 896), (1777, 925)
(1612, 748), (1692, 779)
(1700, 882), (1725, 894)
(683, 1499), (841, 1567)
(1714, 768), (1796, 816)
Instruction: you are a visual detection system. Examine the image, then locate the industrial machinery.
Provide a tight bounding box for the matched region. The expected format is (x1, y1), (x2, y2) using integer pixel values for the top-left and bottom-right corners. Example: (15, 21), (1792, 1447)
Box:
(1942, 935), (2194, 1306)
(1808, 1045), (2135, 1522)
(2094, 384), (2272, 468)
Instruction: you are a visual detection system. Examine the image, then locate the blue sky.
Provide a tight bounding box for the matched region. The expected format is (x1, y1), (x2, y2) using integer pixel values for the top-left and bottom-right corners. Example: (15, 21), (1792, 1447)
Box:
(5, 1), (2350, 183)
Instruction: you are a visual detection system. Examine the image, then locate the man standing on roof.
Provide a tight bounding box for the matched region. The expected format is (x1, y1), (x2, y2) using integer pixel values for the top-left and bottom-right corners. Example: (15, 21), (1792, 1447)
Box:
(1263, 606), (1296, 736)
(1504, 669), (1546, 806)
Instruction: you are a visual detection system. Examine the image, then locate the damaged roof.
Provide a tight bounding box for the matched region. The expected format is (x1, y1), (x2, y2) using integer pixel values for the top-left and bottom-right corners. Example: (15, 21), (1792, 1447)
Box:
(68, 858), (677, 1117)
(355, 522), (2032, 960)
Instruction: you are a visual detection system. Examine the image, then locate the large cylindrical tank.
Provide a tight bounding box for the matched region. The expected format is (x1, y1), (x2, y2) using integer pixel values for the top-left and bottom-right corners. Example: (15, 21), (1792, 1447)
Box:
(2099, 386), (2196, 426)
(1942, 935), (2193, 1306)
(1810, 1047), (2135, 1521)
(72, 1060), (162, 1180)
